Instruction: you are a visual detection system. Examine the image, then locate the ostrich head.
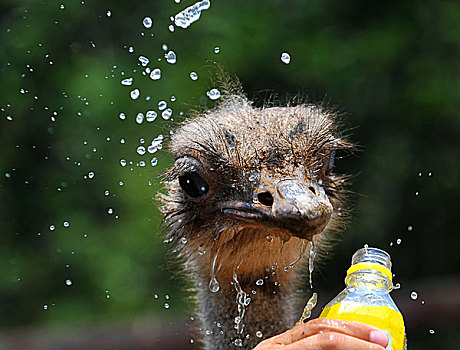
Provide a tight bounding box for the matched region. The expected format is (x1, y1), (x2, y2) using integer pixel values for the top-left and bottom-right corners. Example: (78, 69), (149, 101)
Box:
(159, 86), (353, 348)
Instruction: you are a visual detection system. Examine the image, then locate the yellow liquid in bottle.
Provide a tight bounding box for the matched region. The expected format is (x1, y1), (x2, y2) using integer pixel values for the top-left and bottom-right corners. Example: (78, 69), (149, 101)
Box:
(320, 301), (406, 350)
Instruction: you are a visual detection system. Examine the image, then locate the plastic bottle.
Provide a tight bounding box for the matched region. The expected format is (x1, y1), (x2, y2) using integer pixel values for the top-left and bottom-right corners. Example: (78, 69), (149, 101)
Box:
(319, 246), (406, 350)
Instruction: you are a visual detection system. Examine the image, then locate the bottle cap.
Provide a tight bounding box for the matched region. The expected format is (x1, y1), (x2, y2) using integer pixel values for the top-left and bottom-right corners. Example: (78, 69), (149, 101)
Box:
(346, 246), (393, 281)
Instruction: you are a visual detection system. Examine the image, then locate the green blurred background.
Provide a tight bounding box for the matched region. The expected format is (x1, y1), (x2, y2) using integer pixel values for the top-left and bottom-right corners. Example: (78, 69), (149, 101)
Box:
(0, 0), (459, 349)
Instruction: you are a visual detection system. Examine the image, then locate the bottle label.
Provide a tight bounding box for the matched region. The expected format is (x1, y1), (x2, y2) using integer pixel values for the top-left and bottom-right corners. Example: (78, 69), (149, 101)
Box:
(319, 302), (406, 350)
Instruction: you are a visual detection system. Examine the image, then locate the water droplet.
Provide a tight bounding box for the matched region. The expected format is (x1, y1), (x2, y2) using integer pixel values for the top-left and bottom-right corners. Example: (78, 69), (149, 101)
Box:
(209, 250), (221, 293)
(164, 50), (177, 64)
(206, 88), (221, 100)
(255, 279), (264, 286)
(410, 291), (418, 300)
(396, 238), (402, 245)
(234, 339), (243, 347)
(214, 46), (220, 54)
(162, 108), (172, 120)
(150, 68), (161, 80)
(63, 221), (70, 228)
(130, 89), (140, 100)
(138, 55), (149, 66)
(428, 172), (432, 176)
(5, 172), (12, 178)
(156, 102), (166, 112)
(429, 329), (435, 334)
(136, 112), (144, 124)
(108, 208), (114, 214)
(190, 71), (198, 80)
(146, 110), (157, 122)
(65, 279), (73, 286)
(43, 304), (48, 310)
(88, 172), (95, 179)
(106, 10), (111, 17)
(119, 112), (126, 120)
(137, 146), (146, 155)
(120, 159), (127, 166)
(407, 225), (413, 231)
(104, 190), (110, 196)
(418, 172), (422, 177)
(256, 331), (263, 338)
(308, 241), (316, 289)
(281, 52), (291, 64)
(143, 17), (153, 29)
(174, 0), (211, 29)
(121, 77), (133, 86)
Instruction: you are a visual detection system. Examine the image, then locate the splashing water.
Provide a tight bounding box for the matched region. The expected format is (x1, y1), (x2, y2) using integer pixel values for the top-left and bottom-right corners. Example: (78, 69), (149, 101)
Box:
(164, 51), (177, 64)
(143, 17), (153, 29)
(130, 89), (140, 100)
(206, 88), (221, 100)
(280, 52), (291, 64)
(233, 267), (251, 347)
(296, 292), (318, 325)
(174, 0), (211, 29)
(138, 55), (149, 66)
(190, 71), (198, 80)
(308, 240), (316, 289)
(146, 110), (157, 122)
(158, 100), (167, 110)
(135, 113), (144, 124)
(120, 77), (133, 86)
(209, 249), (220, 293)
(150, 68), (161, 80)
(284, 240), (306, 272)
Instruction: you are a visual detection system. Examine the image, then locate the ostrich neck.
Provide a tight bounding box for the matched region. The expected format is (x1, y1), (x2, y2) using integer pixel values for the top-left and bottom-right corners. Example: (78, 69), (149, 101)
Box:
(194, 268), (301, 349)
(190, 232), (309, 349)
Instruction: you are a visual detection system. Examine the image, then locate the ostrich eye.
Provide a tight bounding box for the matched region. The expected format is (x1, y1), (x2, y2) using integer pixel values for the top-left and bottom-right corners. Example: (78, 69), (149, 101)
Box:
(326, 150), (336, 174)
(179, 172), (209, 198)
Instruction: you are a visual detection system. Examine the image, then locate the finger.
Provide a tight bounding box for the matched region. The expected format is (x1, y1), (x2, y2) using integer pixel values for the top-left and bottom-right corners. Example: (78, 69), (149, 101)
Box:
(284, 331), (387, 350)
(271, 318), (388, 347)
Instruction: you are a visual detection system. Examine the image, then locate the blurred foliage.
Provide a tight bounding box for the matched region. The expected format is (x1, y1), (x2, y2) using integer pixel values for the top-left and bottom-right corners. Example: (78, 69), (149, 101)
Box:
(0, 0), (459, 349)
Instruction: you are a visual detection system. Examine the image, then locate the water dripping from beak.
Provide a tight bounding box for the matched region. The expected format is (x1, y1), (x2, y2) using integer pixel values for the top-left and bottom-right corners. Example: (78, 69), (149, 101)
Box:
(209, 248), (221, 293)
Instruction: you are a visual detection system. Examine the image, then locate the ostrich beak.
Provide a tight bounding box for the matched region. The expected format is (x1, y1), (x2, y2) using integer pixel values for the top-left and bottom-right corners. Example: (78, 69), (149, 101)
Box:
(265, 178), (333, 239)
(219, 175), (333, 240)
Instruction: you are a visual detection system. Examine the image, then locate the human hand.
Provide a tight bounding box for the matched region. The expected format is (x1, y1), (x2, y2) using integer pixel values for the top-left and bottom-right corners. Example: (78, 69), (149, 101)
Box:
(253, 318), (389, 349)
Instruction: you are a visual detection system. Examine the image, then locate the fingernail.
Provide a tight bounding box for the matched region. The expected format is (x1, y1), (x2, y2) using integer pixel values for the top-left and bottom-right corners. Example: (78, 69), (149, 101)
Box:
(369, 330), (389, 347)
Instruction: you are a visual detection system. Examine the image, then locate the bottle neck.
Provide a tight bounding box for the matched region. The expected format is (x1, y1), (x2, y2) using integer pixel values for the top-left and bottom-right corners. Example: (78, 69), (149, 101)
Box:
(345, 270), (393, 291)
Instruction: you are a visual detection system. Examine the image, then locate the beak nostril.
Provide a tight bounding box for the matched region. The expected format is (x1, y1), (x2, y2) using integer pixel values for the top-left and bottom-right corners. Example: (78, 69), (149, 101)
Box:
(257, 191), (274, 206)
(308, 186), (317, 196)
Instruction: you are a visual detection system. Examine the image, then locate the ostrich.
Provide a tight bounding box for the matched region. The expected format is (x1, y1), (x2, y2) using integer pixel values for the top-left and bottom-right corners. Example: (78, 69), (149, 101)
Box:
(160, 81), (353, 349)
